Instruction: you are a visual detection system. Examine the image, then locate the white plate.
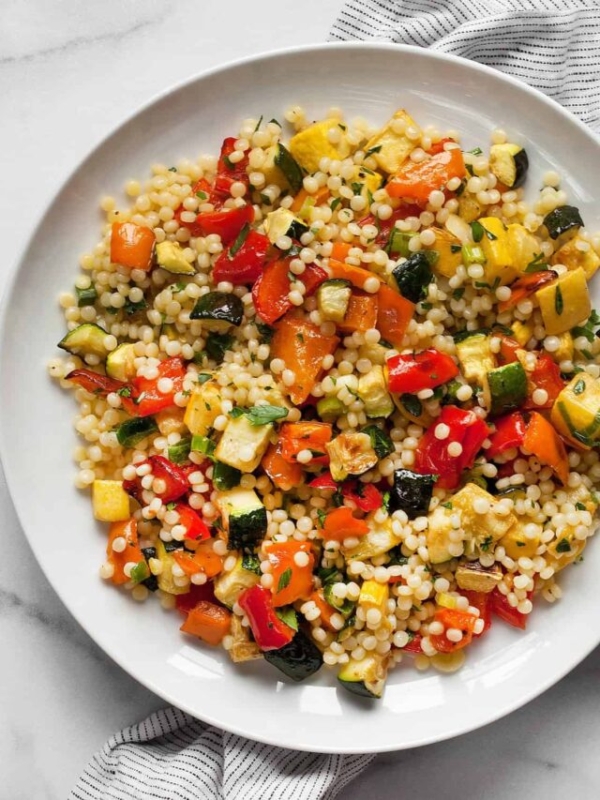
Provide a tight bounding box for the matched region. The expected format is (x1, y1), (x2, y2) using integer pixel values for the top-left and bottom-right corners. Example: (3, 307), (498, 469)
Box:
(2, 43), (600, 754)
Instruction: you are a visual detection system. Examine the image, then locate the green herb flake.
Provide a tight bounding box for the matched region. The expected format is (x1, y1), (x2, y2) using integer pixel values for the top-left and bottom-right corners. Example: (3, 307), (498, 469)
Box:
(269, 118), (281, 127)
(452, 287), (465, 300)
(468, 147), (483, 156)
(470, 221), (484, 243)
(229, 405), (289, 426)
(197, 373), (212, 385)
(365, 145), (382, 156)
(330, 197), (342, 212)
(480, 535), (494, 552)
(254, 115), (264, 133)
(450, 244), (462, 254)
(556, 538), (571, 553)
(555, 284), (564, 315)
(196, 190), (208, 200)
(277, 567), (293, 593)
(168, 166), (177, 173)
(441, 501), (453, 509)
(316, 509), (327, 528)
(524, 252), (548, 273)
(223, 155), (234, 170)
(275, 606), (298, 631)
(228, 223), (250, 259)
(350, 182), (363, 196)
(576, 502), (587, 511)
(256, 322), (275, 343)
(117, 386), (132, 398)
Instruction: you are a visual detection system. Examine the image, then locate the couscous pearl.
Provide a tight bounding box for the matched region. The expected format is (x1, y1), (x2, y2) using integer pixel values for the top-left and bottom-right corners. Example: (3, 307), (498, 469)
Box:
(447, 442), (463, 458)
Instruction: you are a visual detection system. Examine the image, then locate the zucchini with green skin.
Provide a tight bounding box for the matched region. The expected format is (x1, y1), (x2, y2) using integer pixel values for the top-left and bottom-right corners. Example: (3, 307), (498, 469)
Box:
(155, 240), (196, 275)
(362, 424), (394, 458)
(116, 416), (159, 447)
(489, 143), (529, 189)
(212, 461), (242, 491)
(106, 342), (137, 381)
(455, 330), (494, 402)
(544, 205), (584, 240)
(167, 436), (191, 465)
(274, 143), (304, 194)
(264, 629), (323, 682)
(388, 469), (436, 519)
(317, 279), (352, 323)
(76, 285), (97, 307)
(264, 208), (309, 243)
(58, 323), (109, 359)
(357, 365), (393, 419)
(213, 557), (260, 608)
(487, 361), (527, 416)
(337, 653), (389, 699)
(219, 487), (268, 552)
(392, 252), (433, 303)
(190, 291), (243, 327)
(316, 396), (345, 421)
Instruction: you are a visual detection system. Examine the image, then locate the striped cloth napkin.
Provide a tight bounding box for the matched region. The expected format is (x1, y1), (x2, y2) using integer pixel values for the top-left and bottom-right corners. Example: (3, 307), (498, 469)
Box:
(71, 3), (600, 798)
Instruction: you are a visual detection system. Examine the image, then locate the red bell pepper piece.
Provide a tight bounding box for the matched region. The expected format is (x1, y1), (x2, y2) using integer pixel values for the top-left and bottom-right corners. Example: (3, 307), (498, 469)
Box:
(496, 334), (521, 366)
(65, 369), (125, 396)
(414, 405), (491, 490)
(486, 412), (526, 459)
(462, 590), (492, 635)
(342, 481), (383, 512)
(212, 229), (270, 285)
(238, 585), (296, 651)
(186, 203), (254, 245)
(402, 633), (423, 654)
(524, 352), (565, 410)
(386, 349), (459, 394)
(174, 178), (213, 226)
(425, 138), (456, 156)
(308, 473), (338, 491)
(175, 581), (216, 615)
(175, 503), (211, 541)
(212, 137), (250, 199)
(252, 259), (327, 325)
(358, 204), (423, 251)
(121, 357), (186, 417)
(490, 587), (531, 630)
(320, 506), (370, 543)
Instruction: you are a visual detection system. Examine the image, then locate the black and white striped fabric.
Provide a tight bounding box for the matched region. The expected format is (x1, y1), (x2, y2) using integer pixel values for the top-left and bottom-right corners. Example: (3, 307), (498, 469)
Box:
(330, 0), (600, 133)
(71, 3), (600, 798)
(69, 707), (373, 799)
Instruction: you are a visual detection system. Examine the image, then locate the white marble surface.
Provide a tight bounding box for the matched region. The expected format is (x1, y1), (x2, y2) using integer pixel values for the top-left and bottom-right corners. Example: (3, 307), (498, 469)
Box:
(2, 2), (600, 798)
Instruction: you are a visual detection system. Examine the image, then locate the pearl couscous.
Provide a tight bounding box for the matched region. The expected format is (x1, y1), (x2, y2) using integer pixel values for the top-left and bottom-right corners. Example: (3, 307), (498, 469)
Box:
(50, 106), (600, 697)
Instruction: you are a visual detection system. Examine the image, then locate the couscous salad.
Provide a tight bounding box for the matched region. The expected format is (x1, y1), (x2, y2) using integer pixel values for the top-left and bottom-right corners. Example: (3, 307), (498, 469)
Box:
(49, 106), (600, 697)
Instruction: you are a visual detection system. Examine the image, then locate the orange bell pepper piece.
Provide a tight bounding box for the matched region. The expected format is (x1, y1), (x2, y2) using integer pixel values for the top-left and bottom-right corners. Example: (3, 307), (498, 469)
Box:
(266, 541), (315, 607)
(180, 600), (232, 646)
(327, 258), (379, 290)
(523, 411), (570, 485)
(174, 540), (223, 579)
(279, 421), (333, 463)
(387, 148), (466, 205)
(497, 271), (557, 313)
(270, 314), (339, 404)
(429, 607), (478, 653)
(261, 442), (303, 490)
(290, 186), (329, 214)
(309, 589), (338, 631)
(329, 242), (356, 262)
(320, 506), (370, 543)
(376, 284), (415, 347)
(338, 290), (379, 334)
(106, 518), (144, 585)
(110, 222), (155, 271)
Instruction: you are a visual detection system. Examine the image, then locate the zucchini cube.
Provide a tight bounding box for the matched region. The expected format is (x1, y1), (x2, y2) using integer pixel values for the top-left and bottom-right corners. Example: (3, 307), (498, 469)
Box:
(536, 267), (591, 335)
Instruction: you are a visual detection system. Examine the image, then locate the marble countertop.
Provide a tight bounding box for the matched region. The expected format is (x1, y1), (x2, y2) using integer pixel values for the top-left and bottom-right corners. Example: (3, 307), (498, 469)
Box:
(2, 2), (600, 798)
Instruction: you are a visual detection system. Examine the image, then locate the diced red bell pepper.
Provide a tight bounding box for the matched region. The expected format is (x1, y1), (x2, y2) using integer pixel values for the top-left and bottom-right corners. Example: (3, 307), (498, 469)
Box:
(524, 352), (565, 410)
(402, 633), (423, 654)
(308, 473), (338, 491)
(358, 204), (422, 251)
(238, 585), (296, 651)
(430, 607), (478, 653)
(386, 349), (459, 394)
(462, 590), (492, 636)
(106, 518), (144, 585)
(414, 405), (491, 490)
(186, 203), (254, 245)
(496, 334), (521, 366)
(175, 581), (216, 615)
(174, 178), (214, 226)
(342, 481), (383, 512)
(320, 506), (370, 543)
(252, 259), (327, 325)
(121, 357), (186, 417)
(65, 369), (125, 396)
(212, 137), (250, 199)
(175, 503), (211, 541)
(280, 422), (332, 464)
(486, 412), (526, 459)
(490, 587), (531, 630)
(212, 229), (270, 285)
(425, 138), (456, 156)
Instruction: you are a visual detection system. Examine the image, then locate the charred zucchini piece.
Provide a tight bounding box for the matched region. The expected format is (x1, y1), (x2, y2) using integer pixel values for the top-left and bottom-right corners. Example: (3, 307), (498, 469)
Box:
(543, 205), (584, 240)
(190, 291), (244, 327)
(388, 469), (436, 519)
(264, 630), (323, 682)
(489, 143), (529, 189)
(392, 252), (434, 303)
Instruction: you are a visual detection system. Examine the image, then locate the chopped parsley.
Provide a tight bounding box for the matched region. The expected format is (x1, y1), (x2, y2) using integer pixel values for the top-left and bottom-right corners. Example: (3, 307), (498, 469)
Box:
(480, 535), (494, 552)
(365, 144), (382, 156)
(277, 568), (293, 593)
(556, 538), (571, 553)
(228, 223), (250, 258)
(253, 115), (263, 132)
(524, 252), (548, 273)
(555, 284), (564, 315)
(229, 405), (289, 426)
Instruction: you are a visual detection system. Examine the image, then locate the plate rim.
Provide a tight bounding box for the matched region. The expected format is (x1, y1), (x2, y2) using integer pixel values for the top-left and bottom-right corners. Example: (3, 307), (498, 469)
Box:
(1, 41), (600, 753)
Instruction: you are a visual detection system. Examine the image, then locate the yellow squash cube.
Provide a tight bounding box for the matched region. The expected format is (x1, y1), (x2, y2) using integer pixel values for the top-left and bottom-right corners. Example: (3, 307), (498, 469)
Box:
(536, 267), (591, 336)
(429, 228), (463, 278)
(551, 236), (600, 280)
(92, 480), (130, 522)
(289, 119), (352, 174)
(551, 373), (600, 448)
(479, 217), (517, 285)
(183, 380), (221, 436)
(364, 109), (419, 174)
